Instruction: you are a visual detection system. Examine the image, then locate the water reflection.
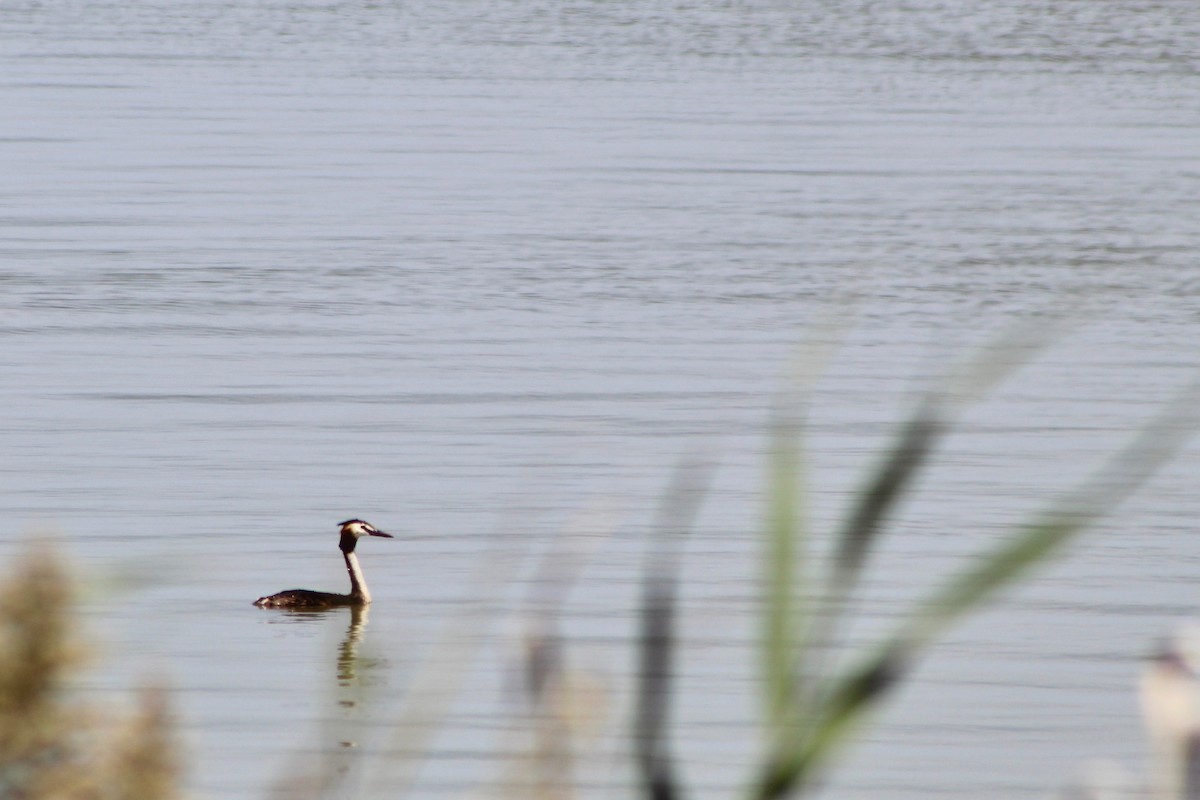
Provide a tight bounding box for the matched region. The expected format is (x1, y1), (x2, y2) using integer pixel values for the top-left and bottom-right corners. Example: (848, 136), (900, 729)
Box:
(337, 604), (370, 684)
(261, 605), (384, 795)
(333, 604), (376, 762)
(260, 605), (379, 686)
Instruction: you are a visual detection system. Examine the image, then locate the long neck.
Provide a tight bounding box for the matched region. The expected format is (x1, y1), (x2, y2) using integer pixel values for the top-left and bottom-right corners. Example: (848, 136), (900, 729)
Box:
(344, 549), (371, 603)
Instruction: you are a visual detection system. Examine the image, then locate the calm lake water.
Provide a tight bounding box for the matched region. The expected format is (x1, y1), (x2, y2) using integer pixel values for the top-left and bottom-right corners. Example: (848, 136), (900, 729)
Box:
(4, 1), (1200, 797)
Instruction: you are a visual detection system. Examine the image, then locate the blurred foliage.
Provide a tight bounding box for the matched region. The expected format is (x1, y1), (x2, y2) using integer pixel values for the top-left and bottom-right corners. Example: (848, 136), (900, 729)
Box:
(749, 339), (1199, 799)
(278, 335), (1198, 800)
(5, 337), (1198, 800)
(0, 547), (180, 800)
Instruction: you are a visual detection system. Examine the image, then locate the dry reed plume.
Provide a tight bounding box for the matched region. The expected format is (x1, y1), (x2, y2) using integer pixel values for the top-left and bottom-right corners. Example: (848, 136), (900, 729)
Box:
(0, 546), (181, 800)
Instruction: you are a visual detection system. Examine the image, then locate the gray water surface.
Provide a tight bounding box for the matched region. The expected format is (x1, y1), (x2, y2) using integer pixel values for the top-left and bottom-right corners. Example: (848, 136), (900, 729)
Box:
(4, 2), (1200, 797)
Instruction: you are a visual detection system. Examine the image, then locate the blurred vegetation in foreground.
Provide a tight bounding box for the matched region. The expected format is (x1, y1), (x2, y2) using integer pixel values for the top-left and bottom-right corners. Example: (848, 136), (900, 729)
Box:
(4, 334), (1200, 800)
(0, 550), (178, 800)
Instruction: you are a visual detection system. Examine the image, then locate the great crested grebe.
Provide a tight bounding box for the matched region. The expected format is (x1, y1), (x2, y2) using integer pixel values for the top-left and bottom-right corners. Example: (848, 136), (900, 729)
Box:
(253, 519), (394, 610)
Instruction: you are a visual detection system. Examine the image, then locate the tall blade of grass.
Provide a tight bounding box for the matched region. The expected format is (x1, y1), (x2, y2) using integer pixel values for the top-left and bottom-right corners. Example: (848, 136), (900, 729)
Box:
(753, 638), (910, 800)
(796, 325), (1062, 720)
(763, 385), (804, 731)
(759, 325), (1062, 797)
(901, 377), (1200, 652)
(637, 562), (682, 800)
(756, 378), (1200, 798)
(762, 325), (848, 737)
(757, 395), (943, 799)
(828, 395), (942, 589)
(818, 323), (1060, 649)
(636, 455), (713, 800)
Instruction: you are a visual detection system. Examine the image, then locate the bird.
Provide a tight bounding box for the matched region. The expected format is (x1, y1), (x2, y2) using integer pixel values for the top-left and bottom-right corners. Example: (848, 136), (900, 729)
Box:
(253, 519), (394, 610)
(1140, 625), (1200, 798)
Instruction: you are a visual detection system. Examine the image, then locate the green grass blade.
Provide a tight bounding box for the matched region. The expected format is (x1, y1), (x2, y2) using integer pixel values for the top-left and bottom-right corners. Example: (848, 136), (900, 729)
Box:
(769, 396), (942, 786)
(821, 322), (1058, 631)
(757, 393), (944, 799)
(763, 389), (804, 731)
(757, 377), (1200, 798)
(754, 640), (912, 799)
(902, 377), (1200, 651)
(761, 327), (847, 738)
(765, 510), (1117, 792)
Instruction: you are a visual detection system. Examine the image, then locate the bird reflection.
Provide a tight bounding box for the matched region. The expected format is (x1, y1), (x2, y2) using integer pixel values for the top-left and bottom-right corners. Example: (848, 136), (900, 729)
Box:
(337, 604), (370, 684)
(261, 603), (379, 685)
(262, 604), (385, 796)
